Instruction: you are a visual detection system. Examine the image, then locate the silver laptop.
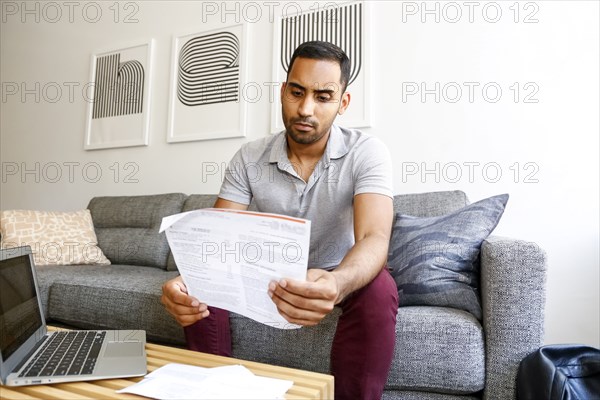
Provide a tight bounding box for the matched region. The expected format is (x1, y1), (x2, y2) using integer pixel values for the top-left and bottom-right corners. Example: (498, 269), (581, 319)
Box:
(0, 246), (147, 386)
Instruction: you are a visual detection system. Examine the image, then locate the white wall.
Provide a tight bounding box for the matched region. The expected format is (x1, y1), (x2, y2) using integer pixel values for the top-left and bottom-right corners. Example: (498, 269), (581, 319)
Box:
(1, 1), (598, 347)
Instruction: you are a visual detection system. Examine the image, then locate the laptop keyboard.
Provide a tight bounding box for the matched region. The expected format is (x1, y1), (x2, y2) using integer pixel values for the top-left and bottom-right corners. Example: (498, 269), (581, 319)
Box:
(18, 331), (106, 377)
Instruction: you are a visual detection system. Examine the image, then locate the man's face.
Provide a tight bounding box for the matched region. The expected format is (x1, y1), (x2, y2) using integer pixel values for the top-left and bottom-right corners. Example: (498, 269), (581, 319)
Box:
(281, 57), (350, 146)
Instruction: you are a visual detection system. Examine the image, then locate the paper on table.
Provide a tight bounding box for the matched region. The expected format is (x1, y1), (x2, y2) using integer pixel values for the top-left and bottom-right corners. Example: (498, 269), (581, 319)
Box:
(160, 208), (311, 329)
(117, 363), (293, 400)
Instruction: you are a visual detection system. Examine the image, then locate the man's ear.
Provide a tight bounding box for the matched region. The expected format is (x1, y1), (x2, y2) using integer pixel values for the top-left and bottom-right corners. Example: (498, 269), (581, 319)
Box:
(338, 91), (351, 116)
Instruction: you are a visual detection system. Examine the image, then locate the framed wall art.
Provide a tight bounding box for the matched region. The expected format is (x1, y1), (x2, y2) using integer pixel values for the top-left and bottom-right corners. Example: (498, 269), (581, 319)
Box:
(167, 23), (248, 143)
(270, 1), (370, 134)
(84, 39), (153, 150)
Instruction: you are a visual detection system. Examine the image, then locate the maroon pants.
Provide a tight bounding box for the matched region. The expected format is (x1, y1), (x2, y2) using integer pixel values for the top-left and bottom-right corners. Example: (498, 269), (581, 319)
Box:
(184, 268), (399, 400)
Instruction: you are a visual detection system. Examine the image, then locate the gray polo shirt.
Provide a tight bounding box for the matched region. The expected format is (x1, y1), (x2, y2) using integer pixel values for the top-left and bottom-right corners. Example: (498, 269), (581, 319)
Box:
(218, 124), (393, 269)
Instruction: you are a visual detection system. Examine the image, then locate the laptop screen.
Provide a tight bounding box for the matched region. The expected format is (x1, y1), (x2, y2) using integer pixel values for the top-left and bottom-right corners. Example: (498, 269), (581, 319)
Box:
(0, 253), (43, 361)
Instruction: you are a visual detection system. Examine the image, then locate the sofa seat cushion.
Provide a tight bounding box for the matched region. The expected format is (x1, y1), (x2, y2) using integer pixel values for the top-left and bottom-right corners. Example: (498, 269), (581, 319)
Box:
(387, 306), (485, 394)
(34, 264), (184, 345)
(230, 304), (484, 395)
(230, 308), (341, 374)
(383, 391), (480, 400)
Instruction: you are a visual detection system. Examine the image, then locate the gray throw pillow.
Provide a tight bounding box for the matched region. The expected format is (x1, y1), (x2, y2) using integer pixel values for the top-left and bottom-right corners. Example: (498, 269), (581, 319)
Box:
(387, 194), (509, 320)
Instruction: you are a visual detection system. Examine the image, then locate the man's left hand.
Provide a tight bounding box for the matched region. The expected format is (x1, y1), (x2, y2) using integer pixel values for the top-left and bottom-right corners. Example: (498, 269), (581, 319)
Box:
(268, 269), (340, 326)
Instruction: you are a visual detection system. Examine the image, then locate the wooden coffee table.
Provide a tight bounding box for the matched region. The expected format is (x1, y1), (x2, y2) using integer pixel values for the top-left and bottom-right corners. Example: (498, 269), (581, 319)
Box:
(0, 340), (334, 400)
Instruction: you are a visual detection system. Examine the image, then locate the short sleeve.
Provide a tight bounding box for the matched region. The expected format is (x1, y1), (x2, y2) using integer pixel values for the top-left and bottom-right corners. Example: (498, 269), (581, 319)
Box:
(218, 147), (253, 205)
(353, 137), (393, 198)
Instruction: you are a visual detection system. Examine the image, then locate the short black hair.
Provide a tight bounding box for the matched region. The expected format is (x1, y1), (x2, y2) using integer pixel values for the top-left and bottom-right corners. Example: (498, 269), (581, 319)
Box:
(287, 41), (351, 93)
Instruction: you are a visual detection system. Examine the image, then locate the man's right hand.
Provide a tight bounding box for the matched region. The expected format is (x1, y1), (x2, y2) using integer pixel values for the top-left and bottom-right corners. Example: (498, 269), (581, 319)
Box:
(161, 276), (209, 327)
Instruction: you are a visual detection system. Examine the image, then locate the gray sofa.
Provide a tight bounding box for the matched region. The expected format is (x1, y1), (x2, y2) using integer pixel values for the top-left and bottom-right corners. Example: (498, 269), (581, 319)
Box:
(34, 191), (547, 399)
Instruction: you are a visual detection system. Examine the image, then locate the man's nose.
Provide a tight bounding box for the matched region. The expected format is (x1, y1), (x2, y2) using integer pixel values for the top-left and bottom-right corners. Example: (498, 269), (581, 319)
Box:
(297, 96), (315, 117)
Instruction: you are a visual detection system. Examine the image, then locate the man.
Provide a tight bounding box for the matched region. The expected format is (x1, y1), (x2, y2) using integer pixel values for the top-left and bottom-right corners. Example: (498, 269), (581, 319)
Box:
(161, 41), (398, 399)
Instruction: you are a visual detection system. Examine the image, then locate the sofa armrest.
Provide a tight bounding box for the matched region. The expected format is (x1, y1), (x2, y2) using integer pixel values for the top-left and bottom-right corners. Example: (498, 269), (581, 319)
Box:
(480, 236), (547, 400)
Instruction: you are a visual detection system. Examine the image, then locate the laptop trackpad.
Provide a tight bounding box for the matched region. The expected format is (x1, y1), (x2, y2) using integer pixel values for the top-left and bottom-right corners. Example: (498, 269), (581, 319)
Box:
(104, 342), (143, 357)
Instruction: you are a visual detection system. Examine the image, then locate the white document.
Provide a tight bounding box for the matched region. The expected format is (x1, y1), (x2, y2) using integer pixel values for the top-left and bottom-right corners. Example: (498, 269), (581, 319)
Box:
(160, 209), (311, 329)
(117, 363), (293, 400)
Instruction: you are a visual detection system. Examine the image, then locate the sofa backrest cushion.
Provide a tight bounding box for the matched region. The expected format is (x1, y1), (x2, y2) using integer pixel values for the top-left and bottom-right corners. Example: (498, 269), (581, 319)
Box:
(88, 193), (186, 269)
(165, 195), (259, 271)
(181, 195), (259, 212)
(182, 195), (219, 212)
(165, 194), (218, 271)
(165, 191), (465, 271)
(392, 190), (469, 217)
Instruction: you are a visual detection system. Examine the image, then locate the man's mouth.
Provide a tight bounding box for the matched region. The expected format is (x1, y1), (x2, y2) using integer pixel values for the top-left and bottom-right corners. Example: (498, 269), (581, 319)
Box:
(293, 121), (315, 132)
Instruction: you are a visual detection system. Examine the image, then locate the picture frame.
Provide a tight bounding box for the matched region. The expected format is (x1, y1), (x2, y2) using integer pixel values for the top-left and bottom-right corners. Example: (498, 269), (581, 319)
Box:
(84, 39), (154, 150)
(167, 23), (248, 143)
(270, 1), (370, 134)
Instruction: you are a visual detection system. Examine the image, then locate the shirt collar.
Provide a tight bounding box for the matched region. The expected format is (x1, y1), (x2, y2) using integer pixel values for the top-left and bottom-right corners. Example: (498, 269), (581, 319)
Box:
(269, 124), (349, 165)
(325, 124), (350, 162)
(269, 131), (288, 164)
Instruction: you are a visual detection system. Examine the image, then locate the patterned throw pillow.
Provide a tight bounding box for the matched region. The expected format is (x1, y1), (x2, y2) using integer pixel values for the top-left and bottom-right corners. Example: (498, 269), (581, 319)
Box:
(387, 194), (509, 320)
(0, 209), (110, 266)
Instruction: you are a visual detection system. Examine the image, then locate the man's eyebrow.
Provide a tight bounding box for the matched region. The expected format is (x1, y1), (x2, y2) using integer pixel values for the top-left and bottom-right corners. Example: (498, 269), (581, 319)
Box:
(287, 82), (306, 91)
(287, 82), (337, 94)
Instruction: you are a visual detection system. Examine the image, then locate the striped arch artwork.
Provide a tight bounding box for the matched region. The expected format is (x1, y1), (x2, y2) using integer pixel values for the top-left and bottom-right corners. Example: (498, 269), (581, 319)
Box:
(177, 31), (240, 106)
(92, 54), (144, 119)
(85, 41), (152, 150)
(280, 2), (363, 87)
(271, 1), (369, 132)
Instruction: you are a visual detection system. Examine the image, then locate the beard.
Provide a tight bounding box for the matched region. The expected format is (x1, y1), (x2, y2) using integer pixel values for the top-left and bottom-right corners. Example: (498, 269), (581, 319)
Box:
(286, 121), (320, 144)
(283, 114), (333, 145)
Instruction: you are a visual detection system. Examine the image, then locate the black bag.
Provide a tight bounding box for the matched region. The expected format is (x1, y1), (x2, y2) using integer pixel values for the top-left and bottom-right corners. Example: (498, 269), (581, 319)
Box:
(517, 345), (600, 400)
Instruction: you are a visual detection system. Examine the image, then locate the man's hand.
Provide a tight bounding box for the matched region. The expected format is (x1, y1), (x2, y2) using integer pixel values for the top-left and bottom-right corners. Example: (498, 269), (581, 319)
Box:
(161, 276), (209, 327)
(268, 269), (340, 326)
